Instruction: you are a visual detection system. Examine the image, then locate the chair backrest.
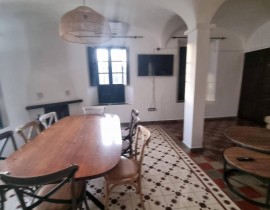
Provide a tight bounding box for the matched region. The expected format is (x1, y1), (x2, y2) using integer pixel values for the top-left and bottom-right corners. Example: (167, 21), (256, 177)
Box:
(39, 112), (58, 129)
(128, 114), (140, 139)
(128, 109), (139, 128)
(0, 165), (79, 210)
(0, 131), (17, 160)
(133, 125), (151, 173)
(15, 120), (41, 143)
(82, 106), (106, 115)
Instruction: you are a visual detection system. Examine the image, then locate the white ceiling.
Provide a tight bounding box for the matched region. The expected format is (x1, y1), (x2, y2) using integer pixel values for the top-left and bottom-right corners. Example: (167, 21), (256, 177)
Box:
(0, 0), (270, 43)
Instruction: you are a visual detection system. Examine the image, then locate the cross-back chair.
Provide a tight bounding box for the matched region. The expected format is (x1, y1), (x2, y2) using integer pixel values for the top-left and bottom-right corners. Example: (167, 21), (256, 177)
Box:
(121, 110), (140, 157)
(15, 120), (41, 143)
(82, 106), (106, 115)
(39, 112), (58, 129)
(0, 165), (89, 210)
(104, 125), (151, 210)
(0, 131), (17, 160)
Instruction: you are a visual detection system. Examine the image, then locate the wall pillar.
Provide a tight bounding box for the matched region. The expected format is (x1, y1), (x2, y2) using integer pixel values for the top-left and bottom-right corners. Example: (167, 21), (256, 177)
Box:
(183, 23), (214, 149)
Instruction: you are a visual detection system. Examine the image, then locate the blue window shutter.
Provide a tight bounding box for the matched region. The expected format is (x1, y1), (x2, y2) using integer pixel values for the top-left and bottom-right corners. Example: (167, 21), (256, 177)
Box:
(87, 47), (99, 86)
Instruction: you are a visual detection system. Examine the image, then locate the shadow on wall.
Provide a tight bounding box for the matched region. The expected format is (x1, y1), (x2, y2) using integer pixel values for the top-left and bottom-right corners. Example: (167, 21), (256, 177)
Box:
(0, 2), (78, 105)
(0, 81), (8, 129)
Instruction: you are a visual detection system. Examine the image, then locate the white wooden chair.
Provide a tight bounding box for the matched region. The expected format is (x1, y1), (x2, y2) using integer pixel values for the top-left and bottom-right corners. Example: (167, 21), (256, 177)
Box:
(15, 120), (41, 143)
(82, 106), (106, 115)
(39, 112), (58, 129)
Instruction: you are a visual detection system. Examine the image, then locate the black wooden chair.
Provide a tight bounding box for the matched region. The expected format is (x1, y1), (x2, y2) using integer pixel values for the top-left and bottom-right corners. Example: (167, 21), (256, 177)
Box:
(0, 131), (17, 160)
(121, 109), (139, 135)
(0, 178), (10, 210)
(0, 165), (89, 210)
(121, 110), (140, 157)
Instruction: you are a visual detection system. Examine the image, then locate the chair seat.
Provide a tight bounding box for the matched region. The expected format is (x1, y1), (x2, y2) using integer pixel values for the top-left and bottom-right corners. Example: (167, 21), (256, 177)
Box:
(34, 181), (84, 210)
(105, 157), (139, 181)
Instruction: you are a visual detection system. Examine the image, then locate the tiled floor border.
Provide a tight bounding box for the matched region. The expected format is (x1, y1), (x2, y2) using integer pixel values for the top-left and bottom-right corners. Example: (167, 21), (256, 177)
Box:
(155, 125), (240, 210)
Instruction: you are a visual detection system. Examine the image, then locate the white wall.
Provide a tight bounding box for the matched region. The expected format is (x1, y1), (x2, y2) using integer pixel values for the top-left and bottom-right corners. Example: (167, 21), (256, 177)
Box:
(205, 28), (244, 118)
(0, 8), (247, 137)
(0, 4), (257, 139)
(0, 10), (184, 140)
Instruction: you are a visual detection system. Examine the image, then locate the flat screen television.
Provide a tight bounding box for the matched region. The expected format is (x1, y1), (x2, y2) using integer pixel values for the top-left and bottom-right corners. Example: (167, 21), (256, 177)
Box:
(138, 54), (174, 76)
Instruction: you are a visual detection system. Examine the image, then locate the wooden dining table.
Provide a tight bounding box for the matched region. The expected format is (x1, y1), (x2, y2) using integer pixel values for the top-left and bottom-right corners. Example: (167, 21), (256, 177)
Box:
(0, 114), (122, 209)
(224, 126), (270, 154)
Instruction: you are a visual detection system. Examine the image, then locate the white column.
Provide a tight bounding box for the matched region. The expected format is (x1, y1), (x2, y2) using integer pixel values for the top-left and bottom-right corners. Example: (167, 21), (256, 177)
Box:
(183, 23), (214, 149)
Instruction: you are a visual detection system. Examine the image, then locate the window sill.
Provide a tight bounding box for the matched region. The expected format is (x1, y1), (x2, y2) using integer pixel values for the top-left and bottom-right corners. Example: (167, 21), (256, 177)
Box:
(177, 100), (184, 103)
(97, 102), (130, 106)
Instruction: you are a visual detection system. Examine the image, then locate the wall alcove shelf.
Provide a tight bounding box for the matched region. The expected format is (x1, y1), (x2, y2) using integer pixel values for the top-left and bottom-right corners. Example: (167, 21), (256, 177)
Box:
(26, 99), (83, 119)
(26, 99), (83, 110)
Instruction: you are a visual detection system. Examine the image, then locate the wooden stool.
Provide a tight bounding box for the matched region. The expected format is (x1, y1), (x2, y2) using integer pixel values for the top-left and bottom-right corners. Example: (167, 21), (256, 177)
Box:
(223, 147), (270, 208)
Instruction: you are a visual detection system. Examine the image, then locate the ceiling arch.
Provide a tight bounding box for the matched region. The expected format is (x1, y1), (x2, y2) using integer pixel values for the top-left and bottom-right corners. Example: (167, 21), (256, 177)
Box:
(212, 0), (270, 43)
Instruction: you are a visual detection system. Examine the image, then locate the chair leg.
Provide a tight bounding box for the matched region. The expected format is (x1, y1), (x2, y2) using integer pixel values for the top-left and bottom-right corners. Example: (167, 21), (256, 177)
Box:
(104, 182), (110, 210)
(129, 145), (132, 156)
(139, 191), (145, 210)
(137, 176), (145, 210)
(137, 175), (141, 193)
(84, 197), (90, 210)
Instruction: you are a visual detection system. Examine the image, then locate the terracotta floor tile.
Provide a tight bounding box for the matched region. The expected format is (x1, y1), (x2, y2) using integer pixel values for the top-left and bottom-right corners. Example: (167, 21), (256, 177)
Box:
(239, 186), (264, 199)
(235, 200), (261, 210)
(198, 163), (214, 170)
(213, 178), (226, 189)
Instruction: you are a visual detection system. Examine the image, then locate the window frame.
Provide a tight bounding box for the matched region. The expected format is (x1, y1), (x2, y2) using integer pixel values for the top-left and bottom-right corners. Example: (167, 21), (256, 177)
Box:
(88, 46), (130, 86)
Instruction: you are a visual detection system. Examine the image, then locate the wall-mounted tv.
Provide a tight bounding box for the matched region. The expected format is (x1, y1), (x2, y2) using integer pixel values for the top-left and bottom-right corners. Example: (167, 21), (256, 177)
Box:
(138, 54), (174, 76)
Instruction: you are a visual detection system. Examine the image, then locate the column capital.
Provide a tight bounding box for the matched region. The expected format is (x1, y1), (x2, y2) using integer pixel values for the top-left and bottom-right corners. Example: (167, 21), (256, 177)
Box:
(184, 23), (215, 36)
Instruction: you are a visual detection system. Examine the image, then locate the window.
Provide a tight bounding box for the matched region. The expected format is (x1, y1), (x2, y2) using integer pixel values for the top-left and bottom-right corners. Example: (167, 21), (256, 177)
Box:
(87, 47), (129, 104)
(96, 48), (127, 85)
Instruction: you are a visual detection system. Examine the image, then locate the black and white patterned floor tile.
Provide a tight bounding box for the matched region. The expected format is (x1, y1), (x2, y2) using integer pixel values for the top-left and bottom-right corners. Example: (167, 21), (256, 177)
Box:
(86, 125), (240, 210)
(3, 125), (240, 210)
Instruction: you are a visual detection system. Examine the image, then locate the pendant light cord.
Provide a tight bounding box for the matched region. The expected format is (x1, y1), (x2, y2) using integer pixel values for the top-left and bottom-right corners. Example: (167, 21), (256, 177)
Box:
(150, 74), (156, 109)
(149, 48), (156, 110)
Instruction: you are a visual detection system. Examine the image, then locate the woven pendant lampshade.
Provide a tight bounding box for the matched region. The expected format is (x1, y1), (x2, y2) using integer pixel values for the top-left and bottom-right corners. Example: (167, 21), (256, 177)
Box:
(59, 6), (111, 44)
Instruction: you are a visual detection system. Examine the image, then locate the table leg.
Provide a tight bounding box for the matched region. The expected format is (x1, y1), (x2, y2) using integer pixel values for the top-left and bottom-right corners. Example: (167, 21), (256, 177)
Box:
(86, 190), (104, 210)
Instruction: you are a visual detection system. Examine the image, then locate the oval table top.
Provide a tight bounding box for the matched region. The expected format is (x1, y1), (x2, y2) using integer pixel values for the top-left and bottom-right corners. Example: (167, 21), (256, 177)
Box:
(224, 126), (270, 154)
(0, 114), (122, 180)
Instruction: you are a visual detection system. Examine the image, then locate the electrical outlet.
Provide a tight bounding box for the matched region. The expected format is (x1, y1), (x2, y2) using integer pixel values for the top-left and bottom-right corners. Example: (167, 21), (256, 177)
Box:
(65, 90), (70, 96)
(37, 92), (44, 100)
(148, 108), (156, 111)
